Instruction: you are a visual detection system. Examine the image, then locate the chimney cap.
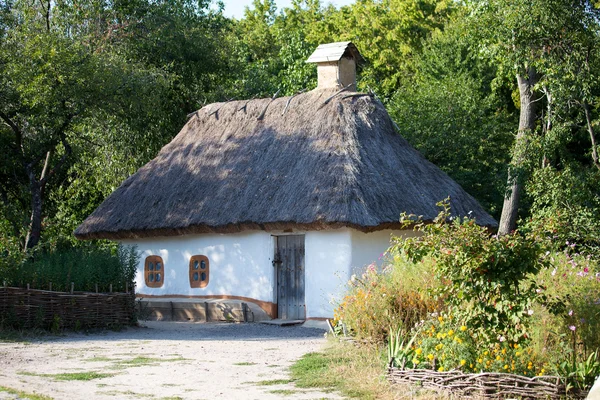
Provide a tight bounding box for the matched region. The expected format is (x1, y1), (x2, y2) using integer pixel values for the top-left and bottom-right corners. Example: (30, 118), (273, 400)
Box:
(306, 42), (365, 64)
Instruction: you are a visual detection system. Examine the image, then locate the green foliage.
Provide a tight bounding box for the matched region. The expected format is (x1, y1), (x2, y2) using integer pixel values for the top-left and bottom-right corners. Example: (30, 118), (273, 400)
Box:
(525, 167), (600, 256)
(559, 351), (600, 392)
(395, 200), (545, 344)
(335, 256), (442, 343)
(0, 244), (138, 293)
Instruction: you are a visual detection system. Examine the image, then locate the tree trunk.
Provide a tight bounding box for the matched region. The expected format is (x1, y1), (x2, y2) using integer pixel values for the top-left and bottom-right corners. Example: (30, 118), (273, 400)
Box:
(583, 101), (600, 171)
(498, 66), (539, 235)
(24, 181), (43, 249)
(24, 150), (53, 250)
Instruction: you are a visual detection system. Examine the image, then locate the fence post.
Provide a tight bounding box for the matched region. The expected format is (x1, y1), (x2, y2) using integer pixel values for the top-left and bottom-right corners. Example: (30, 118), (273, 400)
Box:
(26, 283), (30, 290)
(126, 282), (128, 294)
(95, 283), (98, 293)
(70, 282), (74, 294)
(109, 284), (112, 293)
(49, 282), (52, 291)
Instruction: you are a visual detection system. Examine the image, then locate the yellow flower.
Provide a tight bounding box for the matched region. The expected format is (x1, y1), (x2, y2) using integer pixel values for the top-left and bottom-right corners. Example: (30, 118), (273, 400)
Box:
(436, 333), (442, 339)
(484, 351), (489, 356)
(435, 344), (444, 350)
(447, 330), (454, 336)
(477, 358), (483, 363)
(504, 364), (509, 370)
(516, 352), (521, 357)
(427, 354), (434, 361)
(470, 363), (474, 368)
(502, 348), (507, 355)
(460, 360), (466, 366)
(415, 348), (423, 355)
(496, 355), (501, 361)
(460, 325), (467, 331)
(412, 358), (420, 365)
(438, 367), (445, 372)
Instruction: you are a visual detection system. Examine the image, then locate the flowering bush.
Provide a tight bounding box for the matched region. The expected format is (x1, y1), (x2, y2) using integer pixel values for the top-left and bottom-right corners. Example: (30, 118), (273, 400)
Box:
(334, 256), (442, 343)
(392, 200), (545, 345)
(391, 314), (548, 376)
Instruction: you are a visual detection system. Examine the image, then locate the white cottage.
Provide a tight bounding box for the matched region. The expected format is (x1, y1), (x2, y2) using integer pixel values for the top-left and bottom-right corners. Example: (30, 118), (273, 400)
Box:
(75, 43), (496, 322)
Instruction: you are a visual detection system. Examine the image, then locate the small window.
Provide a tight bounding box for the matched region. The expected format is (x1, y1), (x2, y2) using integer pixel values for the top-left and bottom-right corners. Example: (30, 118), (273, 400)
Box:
(189, 255), (209, 288)
(145, 256), (164, 288)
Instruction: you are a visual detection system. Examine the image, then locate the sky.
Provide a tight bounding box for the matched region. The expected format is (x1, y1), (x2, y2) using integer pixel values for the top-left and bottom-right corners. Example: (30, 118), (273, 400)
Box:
(219, 0), (356, 20)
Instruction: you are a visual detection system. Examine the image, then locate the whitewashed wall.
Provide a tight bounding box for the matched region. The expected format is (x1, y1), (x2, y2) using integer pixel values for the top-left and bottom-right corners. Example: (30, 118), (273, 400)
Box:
(349, 229), (418, 274)
(304, 230), (352, 318)
(121, 228), (415, 319)
(121, 232), (275, 303)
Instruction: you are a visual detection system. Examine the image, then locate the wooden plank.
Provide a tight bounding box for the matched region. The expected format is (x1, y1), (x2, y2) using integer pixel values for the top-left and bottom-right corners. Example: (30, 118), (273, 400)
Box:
(297, 236), (306, 319)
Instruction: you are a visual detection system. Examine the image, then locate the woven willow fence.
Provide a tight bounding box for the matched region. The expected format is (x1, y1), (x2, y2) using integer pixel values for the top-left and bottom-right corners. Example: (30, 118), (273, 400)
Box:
(0, 286), (135, 330)
(388, 367), (588, 399)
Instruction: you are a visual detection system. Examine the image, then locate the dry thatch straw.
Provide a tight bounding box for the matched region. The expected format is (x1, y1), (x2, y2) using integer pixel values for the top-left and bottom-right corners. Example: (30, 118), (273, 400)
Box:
(75, 88), (497, 240)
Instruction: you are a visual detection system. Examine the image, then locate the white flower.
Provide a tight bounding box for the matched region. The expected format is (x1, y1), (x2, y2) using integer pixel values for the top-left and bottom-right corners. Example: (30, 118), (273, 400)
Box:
(527, 310), (534, 316)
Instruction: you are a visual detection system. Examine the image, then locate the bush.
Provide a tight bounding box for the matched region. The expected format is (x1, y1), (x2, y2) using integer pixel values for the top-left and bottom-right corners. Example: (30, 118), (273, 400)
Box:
(531, 250), (600, 373)
(335, 256), (442, 343)
(0, 243), (138, 293)
(395, 200), (545, 345)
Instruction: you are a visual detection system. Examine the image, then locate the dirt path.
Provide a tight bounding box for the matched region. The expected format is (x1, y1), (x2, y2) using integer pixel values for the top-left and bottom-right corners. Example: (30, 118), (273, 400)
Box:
(0, 322), (343, 400)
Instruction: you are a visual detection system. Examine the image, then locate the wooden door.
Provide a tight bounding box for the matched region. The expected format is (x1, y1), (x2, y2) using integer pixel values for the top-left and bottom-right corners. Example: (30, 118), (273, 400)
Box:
(274, 235), (305, 320)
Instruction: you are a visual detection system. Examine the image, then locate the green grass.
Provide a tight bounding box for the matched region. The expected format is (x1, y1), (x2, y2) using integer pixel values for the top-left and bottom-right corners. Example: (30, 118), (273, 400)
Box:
(86, 356), (114, 362)
(290, 340), (445, 400)
(0, 327), (48, 343)
(255, 379), (293, 386)
(0, 386), (53, 400)
(233, 362), (257, 366)
(109, 355), (187, 369)
(269, 389), (297, 396)
(19, 371), (115, 381)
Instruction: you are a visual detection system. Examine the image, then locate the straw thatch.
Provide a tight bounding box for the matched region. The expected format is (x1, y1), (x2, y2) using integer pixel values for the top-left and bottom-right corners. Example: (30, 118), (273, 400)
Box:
(75, 88), (497, 240)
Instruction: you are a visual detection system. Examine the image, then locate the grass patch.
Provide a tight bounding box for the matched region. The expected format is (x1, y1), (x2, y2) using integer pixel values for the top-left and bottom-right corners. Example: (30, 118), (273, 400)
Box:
(0, 328), (48, 343)
(111, 355), (187, 369)
(269, 389), (297, 396)
(255, 379), (293, 386)
(233, 362), (257, 366)
(290, 339), (445, 400)
(19, 371), (115, 381)
(0, 386), (53, 400)
(86, 356), (114, 362)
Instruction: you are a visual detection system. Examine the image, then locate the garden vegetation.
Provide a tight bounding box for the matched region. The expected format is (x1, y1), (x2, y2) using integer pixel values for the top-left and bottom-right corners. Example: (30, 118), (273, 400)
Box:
(335, 200), (600, 394)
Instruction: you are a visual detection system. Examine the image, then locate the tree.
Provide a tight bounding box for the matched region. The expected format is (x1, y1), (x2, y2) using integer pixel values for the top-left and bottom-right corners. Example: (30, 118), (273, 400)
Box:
(472, 0), (600, 234)
(0, 0), (227, 250)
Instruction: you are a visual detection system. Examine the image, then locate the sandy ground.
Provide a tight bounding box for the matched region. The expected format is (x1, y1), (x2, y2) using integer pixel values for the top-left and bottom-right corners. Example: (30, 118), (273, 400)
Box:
(0, 322), (344, 400)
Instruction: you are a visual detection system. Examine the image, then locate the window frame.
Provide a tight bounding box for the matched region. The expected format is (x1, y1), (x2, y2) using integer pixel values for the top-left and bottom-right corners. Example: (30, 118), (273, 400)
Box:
(145, 255), (164, 288)
(189, 255), (209, 288)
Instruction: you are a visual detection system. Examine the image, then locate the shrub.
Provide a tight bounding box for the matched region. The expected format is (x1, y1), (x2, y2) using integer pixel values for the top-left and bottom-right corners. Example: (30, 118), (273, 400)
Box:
(394, 200), (546, 345)
(531, 249), (600, 371)
(335, 256), (442, 343)
(0, 243), (137, 293)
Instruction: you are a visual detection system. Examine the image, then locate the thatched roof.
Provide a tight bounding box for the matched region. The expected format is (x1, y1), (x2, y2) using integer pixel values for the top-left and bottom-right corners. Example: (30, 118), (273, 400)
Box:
(75, 88), (497, 240)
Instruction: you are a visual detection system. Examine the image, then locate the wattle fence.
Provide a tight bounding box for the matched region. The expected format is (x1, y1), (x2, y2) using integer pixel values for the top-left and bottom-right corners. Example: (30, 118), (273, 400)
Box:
(388, 367), (588, 399)
(0, 286), (136, 330)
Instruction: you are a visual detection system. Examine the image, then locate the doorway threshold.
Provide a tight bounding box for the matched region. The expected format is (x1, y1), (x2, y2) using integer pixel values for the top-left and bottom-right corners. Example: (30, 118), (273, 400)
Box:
(260, 319), (304, 326)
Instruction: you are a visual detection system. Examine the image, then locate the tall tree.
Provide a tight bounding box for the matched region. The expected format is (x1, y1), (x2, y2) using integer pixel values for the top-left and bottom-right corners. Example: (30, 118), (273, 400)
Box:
(473, 0), (600, 234)
(0, 0), (227, 250)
